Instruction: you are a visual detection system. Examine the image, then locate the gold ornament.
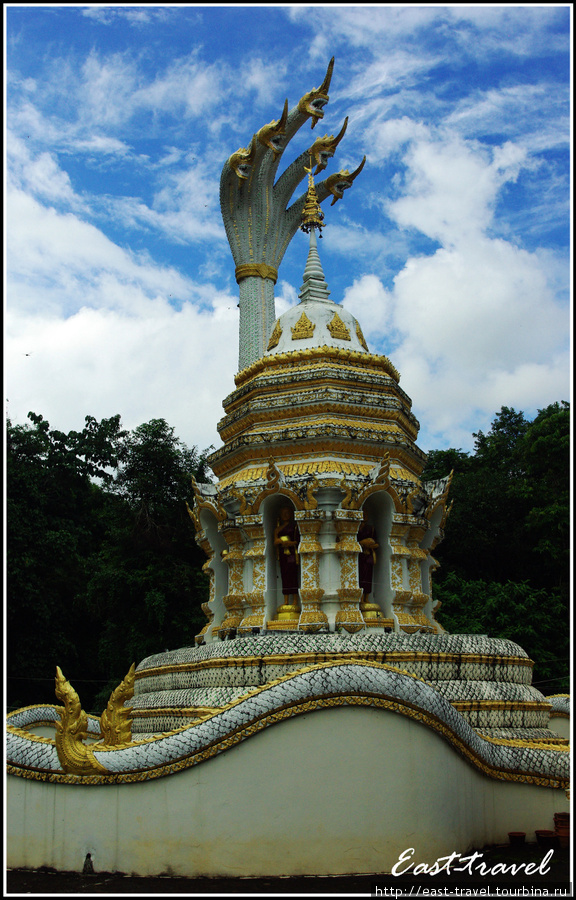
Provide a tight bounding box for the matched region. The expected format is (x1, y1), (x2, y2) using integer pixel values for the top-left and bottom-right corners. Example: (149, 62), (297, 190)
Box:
(291, 311), (316, 339)
(355, 321), (369, 351)
(300, 166), (325, 234)
(98, 664), (136, 746)
(327, 312), (351, 341)
(227, 136), (257, 180)
(308, 119), (348, 175)
(256, 99), (289, 158)
(297, 57), (334, 128)
(235, 263), (278, 284)
(325, 157), (366, 205)
(267, 320), (283, 350)
(54, 667), (108, 776)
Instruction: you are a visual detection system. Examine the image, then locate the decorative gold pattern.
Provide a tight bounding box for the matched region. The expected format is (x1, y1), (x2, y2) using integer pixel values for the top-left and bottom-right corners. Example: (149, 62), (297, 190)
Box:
(374, 452), (390, 485)
(235, 346), (401, 385)
(98, 664), (136, 746)
(267, 320), (283, 350)
(216, 461), (415, 490)
(327, 311), (351, 341)
(229, 487), (253, 516)
(241, 417), (404, 437)
(190, 476), (227, 522)
(54, 667), (108, 776)
(291, 312), (316, 340)
(300, 165), (325, 233)
(304, 476), (320, 510)
(339, 478), (355, 509)
(235, 263), (278, 284)
(355, 321), (369, 351)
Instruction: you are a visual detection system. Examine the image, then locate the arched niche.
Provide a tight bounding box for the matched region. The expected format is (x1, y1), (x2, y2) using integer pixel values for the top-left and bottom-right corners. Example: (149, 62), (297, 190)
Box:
(360, 490), (394, 617)
(261, 494), (299, 622)
(198, 508), (229, 639)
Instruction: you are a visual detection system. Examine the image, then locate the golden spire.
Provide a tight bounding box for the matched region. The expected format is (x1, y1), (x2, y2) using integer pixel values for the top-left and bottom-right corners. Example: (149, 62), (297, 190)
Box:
(300, 158), (325, 235)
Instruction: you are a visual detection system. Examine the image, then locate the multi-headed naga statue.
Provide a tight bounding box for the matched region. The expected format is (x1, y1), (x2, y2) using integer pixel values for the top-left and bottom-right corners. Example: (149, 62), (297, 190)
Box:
(220, 58), (366, 370)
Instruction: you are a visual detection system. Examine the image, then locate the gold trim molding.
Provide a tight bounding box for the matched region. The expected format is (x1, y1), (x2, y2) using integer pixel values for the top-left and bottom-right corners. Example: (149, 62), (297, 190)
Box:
(235, 264), (278, 284)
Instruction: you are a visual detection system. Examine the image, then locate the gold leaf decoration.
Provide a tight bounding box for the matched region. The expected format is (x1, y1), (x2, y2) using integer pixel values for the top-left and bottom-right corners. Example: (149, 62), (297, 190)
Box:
(327, 312), (351, 341)
(267, 320), (283, 350)
(54, 667), (108, 776)
(355, 321), (369, 351)
(99, 663), (136, 746)
(291, 312), (315, 340)
(304, 476), (320, 510)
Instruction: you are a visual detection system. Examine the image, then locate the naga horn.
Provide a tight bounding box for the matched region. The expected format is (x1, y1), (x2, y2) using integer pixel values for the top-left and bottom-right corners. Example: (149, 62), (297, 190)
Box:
(318, 57), (335, 97)
(278, 98), (289, 131)
(333, 116), (349, 149)
(348, 155), (367, 181)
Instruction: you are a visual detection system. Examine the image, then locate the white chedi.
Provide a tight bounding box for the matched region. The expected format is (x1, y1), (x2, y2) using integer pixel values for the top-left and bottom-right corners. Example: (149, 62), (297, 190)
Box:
(265, 228), (369, 356)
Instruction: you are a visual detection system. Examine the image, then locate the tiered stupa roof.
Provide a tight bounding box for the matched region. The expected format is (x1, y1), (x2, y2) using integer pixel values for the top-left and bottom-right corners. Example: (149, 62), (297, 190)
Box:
(208, 228), (422, 489)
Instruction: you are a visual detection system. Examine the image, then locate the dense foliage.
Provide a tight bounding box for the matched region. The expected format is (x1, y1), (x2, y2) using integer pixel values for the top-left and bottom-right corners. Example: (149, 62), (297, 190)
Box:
(6, 401), (570, 713)
(421, 402), (570, 693)
(7, 414), (211, 713)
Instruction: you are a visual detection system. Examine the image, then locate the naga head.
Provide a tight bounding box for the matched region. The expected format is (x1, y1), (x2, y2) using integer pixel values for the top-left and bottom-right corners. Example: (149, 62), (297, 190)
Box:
(325, 156), (367, 205)
(228, 136), (257, 180)
(256, 99), (289, 159)
(297, 57), (334, 128)
(308, 118), (348, 174)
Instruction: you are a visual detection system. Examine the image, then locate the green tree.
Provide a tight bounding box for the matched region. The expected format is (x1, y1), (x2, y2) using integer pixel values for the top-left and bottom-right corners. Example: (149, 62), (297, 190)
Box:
(421, 448), (472, 482)
(425, 403), (570, 693)
(7, 413), (212, 714)
(84, 419), (211, 711)
(6, 413), (126, 710)
(516, 401), (570, 594)
(434, 573), (569, 693)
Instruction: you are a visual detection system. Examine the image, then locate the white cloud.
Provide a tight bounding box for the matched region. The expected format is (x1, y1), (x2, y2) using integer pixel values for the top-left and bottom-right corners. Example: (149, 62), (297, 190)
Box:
(392, 237), (566, 369)
(287, 5), (564, 61)
(445, 84), (569, 153)
(73, 135), (134, 156)
(368, 117), (431, 160)
(388, 133), (530, 245)
(6, 300), (239, 454)
(339, 126), (569, 453)
(341, 236), (569, 453)
(81, 6), (193, 29)
(240, 58), (288, 109)
(7, 188), (196, 316)
(8, 132), (79, 206)
(342, 275), (393, 341)
(6, 236), (240, 456)
(274, 281), (298, 315)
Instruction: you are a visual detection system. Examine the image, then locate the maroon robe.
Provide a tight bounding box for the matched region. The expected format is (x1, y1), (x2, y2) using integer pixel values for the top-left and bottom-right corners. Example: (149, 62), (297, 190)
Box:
(277, 521), (300, 594)
(358, 522), (376, 595)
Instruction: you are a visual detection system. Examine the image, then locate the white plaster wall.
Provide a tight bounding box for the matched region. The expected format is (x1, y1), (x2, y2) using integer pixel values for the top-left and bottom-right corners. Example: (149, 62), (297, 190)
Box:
(7, 706), (568, 878)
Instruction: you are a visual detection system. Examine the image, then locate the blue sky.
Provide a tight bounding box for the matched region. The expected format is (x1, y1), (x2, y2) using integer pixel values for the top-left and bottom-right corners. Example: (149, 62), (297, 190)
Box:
(5, 4), (571, 458)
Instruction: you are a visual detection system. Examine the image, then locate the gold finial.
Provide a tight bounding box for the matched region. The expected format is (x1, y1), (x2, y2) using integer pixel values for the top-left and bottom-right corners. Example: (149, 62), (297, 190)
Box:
(300, 157), (325, 235)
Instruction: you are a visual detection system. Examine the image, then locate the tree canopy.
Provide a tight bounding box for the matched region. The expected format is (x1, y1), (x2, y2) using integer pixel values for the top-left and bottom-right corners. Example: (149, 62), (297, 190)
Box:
(7, 413), (210, 713)
(422, 401), (570, 692)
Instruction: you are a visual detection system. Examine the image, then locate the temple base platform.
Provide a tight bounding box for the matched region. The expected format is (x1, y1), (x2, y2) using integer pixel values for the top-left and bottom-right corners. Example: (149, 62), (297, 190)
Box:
(6, 632), (570, 878)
